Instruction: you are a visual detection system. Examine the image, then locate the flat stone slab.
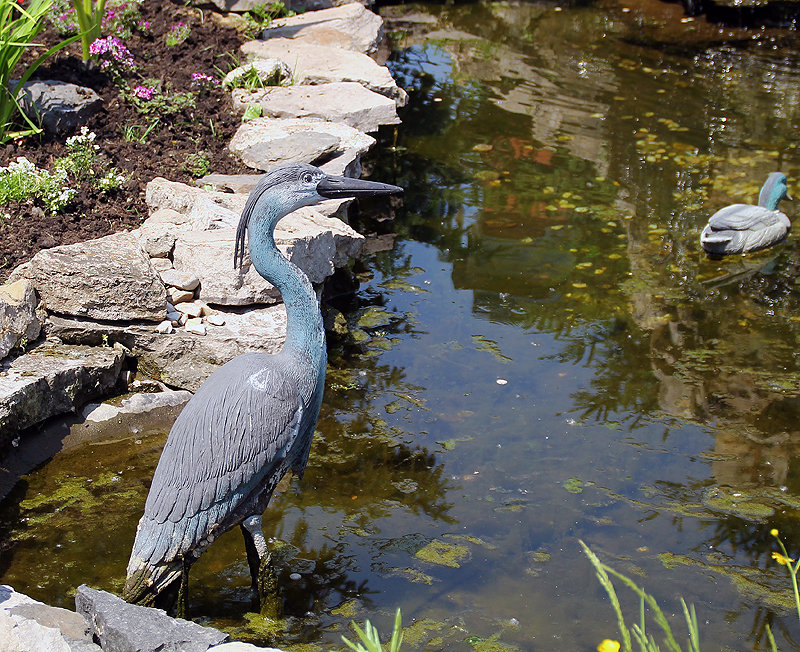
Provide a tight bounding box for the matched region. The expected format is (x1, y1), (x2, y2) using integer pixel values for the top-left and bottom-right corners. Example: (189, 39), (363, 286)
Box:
(228, 117), (376, 175)
(231, 82), (400, 133)
(241, 39), (407, 105)
(238, 131), (341, 171)
(260, 3), (385, 55)
(1, 585), (99, 652)
(0, 342), (124, 448)
(8, 232), (167, 322)
(48, 305), (288, 392)
(75, 585), (228, 652)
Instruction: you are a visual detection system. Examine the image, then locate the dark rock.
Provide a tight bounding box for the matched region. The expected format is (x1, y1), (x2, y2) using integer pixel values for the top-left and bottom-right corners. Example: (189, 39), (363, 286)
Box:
(18, 80), (103, 136)
(75, 585), (228, 652)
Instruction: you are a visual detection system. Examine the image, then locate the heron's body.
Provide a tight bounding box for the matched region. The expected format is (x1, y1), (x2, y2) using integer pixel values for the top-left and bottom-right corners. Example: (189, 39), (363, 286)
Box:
(700, 172), (791, 256)
(124, 164), (401, 610)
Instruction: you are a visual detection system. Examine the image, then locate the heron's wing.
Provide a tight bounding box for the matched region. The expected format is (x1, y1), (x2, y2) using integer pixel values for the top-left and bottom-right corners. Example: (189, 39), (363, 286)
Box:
(135, 354), (305, 563)
(706, 204), (784, 231)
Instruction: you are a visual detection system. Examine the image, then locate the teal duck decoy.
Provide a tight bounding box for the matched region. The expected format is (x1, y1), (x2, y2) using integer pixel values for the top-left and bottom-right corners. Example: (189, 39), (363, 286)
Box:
(700, 172), (791, 256)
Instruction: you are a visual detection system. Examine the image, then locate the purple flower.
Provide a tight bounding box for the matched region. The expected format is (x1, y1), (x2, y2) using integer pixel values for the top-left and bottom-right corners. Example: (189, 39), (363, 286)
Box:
(89, 36), (135, 71)
(191, 72), (218, 85)
(137, 19), (151, 31)
(131, 85), (155, 100)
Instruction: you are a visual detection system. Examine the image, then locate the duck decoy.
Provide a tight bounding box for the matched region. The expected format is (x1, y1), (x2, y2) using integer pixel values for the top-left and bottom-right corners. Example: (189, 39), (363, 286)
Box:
(700, 172), (791, 256)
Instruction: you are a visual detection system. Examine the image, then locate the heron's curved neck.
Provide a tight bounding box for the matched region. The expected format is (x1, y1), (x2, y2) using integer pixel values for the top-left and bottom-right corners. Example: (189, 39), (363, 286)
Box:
(247, 219), (325, 370)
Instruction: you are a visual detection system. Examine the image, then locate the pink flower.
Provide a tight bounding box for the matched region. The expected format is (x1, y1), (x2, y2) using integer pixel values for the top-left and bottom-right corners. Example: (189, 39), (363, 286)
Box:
(89, 36), (135, 71)
(131, 85), (155, 100)
(191, 72), (218, 85)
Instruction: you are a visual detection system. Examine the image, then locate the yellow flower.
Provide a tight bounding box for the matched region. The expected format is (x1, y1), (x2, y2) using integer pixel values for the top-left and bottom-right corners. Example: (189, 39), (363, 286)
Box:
(771, 528), (779, 537)
(772, 551), (795, 566)
(597, 640), (621, 652)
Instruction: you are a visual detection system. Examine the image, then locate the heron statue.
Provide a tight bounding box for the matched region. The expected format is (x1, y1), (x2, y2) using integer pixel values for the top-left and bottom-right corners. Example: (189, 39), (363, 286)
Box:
(123, 163), (402, 614)
(700, 172), (792, 256)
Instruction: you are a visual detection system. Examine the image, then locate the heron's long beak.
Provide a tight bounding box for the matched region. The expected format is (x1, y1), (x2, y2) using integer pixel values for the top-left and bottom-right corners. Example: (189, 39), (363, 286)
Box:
(317, 174), (403, 199)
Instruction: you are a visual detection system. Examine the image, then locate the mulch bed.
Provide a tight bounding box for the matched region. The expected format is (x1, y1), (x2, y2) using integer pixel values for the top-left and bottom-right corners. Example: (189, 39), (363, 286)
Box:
(0, 0), (253, 280)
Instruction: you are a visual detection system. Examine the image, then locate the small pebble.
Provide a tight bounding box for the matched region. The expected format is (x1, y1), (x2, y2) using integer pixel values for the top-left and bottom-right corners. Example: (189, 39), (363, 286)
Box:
(185, 318), (206, 336)
(166, 310), (182, 322)
(168, 287), (194, 304)
(156, 320), (174, 334)
(496, 378), (508, 385)
(206, 313), (226, 326)
(289, 573), (301, 581)
(178, 301), (204, 318)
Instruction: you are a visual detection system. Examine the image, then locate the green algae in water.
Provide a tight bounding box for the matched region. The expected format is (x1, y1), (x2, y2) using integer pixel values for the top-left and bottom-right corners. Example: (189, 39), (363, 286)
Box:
(563, 477), (584, 494)
(415, 538), (470, 568)
(331, 599), (361, 618)
(466, 632), (520, 652)
(403, 618), (449, 647)
(437, 435), (474, 451)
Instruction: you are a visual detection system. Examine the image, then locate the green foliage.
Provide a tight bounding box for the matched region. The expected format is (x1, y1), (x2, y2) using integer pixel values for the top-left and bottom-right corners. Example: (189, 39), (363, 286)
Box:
(182, 152), (210, 179)
(342, 609), (404, 652)
(119, 117), (158, 143)
(124, 80), (196, 117)
(165, 20), (190, 47)
(242, 1), (294, 38)
(0, 127), (124, 214)
(242, 104), (262, 123)
(70, 0), (107, 62)
(580, 541), (700, 652)
(0, 0), (78, 143)
(766, 529), (800, 652)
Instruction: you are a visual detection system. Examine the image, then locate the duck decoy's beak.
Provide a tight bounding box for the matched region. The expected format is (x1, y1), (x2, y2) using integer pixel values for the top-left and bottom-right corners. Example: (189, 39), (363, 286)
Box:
(317, 174), (403, 199)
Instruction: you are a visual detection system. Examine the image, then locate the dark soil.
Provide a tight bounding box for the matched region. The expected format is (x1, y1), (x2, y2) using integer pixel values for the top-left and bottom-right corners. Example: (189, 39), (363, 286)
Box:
(0, 1), (252, 279)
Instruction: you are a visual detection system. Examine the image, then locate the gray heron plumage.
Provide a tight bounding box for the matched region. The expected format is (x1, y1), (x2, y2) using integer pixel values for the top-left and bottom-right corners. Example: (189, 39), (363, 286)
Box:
(123, 163), (402, 612)
(700, 172), (791, 256)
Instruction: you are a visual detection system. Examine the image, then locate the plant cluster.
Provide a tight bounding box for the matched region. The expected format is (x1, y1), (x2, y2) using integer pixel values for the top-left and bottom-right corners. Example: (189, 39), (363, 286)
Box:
(342, 609), (404, 652)
(48, 0), (146, 39)
(122, 79), (196, 117)
(0, 0), (78, 143)
(242, 1), (294, 39)
(0, 128), (126, 215)
(165, 20), (190, 47)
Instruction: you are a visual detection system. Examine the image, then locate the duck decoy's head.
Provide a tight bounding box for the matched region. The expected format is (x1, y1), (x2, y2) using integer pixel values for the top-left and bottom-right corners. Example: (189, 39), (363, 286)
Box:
(759, 172), (790, 209)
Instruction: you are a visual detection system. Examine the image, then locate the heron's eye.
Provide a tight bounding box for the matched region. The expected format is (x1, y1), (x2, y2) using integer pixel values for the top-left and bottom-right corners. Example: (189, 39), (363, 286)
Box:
(303, 173), (314, 184)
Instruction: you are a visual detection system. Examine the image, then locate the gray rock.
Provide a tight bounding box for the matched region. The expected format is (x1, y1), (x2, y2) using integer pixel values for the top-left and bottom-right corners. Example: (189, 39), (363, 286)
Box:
(1, 585), (101, 652)
(0, 279), (40, 360)
(0, 342), (124, 449)
(260, 3), (385, 55)
(203, 0), (349, 13)
(222, 59), (292, 90)
(194, 174), (264, 193)
(241, 39), (407, 104)
(150, 257), (174, 273)
(48, 305), (287, 391)
(239, 131), (341, 171)
(8, 232), (167, 322)
(231, 82), (400, 133)
(172, 207), (364, 306)
(228, 117), (375, 177)
(18, 80), (103, 135)
(75, 585), (228, 652)
(82, 389), (192, 423)
(145, 179), (247, 228)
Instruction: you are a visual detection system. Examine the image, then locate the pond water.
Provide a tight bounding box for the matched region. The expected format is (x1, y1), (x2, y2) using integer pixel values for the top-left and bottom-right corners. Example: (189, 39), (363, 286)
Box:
(6, 2), (800, 650)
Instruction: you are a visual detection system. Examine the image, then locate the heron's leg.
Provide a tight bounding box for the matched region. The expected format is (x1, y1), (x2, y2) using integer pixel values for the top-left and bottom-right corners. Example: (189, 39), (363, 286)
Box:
(241, 515), (280, 619)
(176, 558), (190, 619)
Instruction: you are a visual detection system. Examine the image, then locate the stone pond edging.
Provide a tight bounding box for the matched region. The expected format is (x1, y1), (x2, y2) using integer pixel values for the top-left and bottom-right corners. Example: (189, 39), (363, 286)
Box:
(0, 3), (404, 650)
